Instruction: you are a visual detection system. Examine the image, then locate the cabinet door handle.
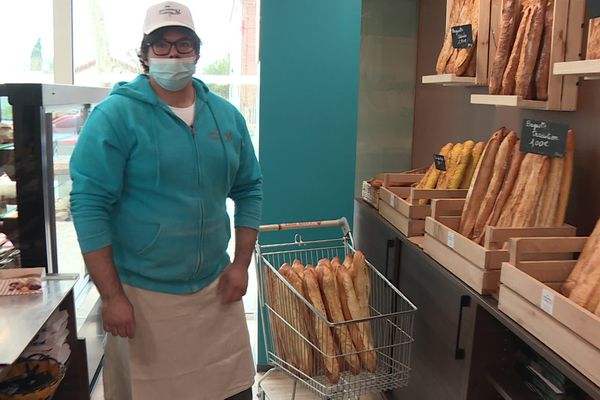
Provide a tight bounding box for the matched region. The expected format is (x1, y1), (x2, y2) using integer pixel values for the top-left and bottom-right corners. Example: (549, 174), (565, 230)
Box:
(454, 295), (471, 360)
(385, 239), (395, 275)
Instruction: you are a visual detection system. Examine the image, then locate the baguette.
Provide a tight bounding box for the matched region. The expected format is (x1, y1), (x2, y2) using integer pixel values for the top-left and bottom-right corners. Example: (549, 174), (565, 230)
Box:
(342, 253), (354, 269)
(460, 141), (485, 189)
(277, 264), (300, 369)
(562, 219), (600, 296)
(459, 128), (506, 238)
(417, 143), (454, 205)
(511, 154), (550, 228)
(348, 251), (372, 318)
(415, 164), (436, 191)
(489, 0), (521, 94)
(280, 264), (314, 376)
(437, 142), (464, 189)
(487, 142), (524, 228)
(534, 0), (554, 100)
(448, 140), (475, 189)
(587, 17), (600, 60)
(596, 298), (600, 317)
(585, 282), (600, 313)
(534, 155), (563, 227)
(446, 0), (475, 74)
(303, 266), (340, 383)
(454, 0), (480, 76)
(554, 130), (575, 226)
(515, 0), (547, 99)
(496, 153), (536, 227)
(316, 262), (361, 374)
(502, 6), (533, 95)
(267, 267), (289, 365)
(336, 266), (377, 372)
(347, 250), (375, 364)
(437, 0), (468, 74)
(464, 49), (477, 77)
(472, 131), (518, 243)
(292, 259), (306, 277)
(568, 248), (600, 308)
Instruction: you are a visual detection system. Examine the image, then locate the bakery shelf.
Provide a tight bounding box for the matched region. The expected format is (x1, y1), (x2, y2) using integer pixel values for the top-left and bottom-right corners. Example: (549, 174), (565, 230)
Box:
(421, 74), (481, 86)
(479, 0), (586, 111)
(470, 94), (563, 111)
(424, 0), (492, 87)
(553, 60), (600, 80)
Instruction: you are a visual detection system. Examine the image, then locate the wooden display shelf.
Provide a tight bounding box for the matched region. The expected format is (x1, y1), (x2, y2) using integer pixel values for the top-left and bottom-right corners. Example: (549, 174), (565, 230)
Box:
(498, 235), (600, 388)
(378, 186), (467, 238)
(361, 170), (426, 210)
(422, 74), (481, 86)
(474, 0), (586, 111)
(553, 59), (600, 79)
(422, 198), (576, 295)
(470, 94), (552, 110)
(422, 0), (491, 87)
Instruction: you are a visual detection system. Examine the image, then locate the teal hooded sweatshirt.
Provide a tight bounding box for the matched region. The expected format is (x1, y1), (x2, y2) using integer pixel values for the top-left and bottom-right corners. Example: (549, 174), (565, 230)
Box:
(70, 75), (263, 294)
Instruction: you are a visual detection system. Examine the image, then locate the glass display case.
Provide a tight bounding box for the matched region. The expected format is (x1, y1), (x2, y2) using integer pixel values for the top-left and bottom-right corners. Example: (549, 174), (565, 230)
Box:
(0, 83), (109, 296)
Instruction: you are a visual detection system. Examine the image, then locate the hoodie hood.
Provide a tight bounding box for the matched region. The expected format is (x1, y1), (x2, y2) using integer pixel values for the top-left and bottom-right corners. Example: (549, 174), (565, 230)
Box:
(109, 74), (210, 106)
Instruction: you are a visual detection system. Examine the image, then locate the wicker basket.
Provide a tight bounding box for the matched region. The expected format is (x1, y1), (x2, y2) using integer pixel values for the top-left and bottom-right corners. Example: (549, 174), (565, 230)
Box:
(0, 356), (66, 400)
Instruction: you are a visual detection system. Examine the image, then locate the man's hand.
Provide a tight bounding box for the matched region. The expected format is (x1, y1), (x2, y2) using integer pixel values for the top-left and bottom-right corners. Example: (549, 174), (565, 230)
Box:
(102, 292), (136, 338)
(217, 262), (249, 304)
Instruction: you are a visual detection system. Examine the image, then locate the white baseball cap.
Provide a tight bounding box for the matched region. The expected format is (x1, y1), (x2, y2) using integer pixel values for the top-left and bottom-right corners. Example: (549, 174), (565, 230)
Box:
(143, 1), (195, 35)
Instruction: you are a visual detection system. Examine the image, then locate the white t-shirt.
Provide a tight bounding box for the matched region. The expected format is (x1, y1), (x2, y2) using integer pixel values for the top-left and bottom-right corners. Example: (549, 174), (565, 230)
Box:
(170, 102), (195, 127)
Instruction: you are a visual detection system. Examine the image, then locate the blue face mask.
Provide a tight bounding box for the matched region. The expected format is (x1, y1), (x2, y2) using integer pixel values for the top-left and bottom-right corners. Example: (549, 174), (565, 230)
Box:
(148, 57), (196, 91)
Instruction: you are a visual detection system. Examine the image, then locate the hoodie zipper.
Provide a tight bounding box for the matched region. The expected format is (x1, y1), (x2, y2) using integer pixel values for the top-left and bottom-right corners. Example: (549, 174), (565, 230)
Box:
(188, 118), (204, 276)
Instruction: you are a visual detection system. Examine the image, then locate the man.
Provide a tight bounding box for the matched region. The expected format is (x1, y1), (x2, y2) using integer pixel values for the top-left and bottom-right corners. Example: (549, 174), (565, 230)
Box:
(69, 2), (262, 399)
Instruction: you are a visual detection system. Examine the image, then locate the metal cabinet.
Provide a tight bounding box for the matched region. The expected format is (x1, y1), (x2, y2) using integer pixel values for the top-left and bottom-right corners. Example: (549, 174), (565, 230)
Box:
(354, 199), (475, 399)
(394, 239), (475, 400)
(352, 199), (401, 281)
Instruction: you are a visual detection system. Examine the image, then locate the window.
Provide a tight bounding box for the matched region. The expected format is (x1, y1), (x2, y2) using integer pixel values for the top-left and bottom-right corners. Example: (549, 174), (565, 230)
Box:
(72, 0), (260, 142)
(0, 1), (54, 83)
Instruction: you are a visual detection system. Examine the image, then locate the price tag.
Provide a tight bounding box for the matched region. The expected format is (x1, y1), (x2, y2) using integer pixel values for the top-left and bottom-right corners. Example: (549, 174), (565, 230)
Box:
(451, 24), (474, 48)
(447, 231), (455, 249)
(589, 1), (600, 19)
(520, 119), (568, 157)
(434, 154), (447, 171)
(541, 288), (555, 315)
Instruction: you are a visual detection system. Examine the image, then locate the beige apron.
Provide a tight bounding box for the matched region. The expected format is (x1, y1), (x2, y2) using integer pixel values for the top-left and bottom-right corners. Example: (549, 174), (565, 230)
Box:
(104, 279), (255, 400)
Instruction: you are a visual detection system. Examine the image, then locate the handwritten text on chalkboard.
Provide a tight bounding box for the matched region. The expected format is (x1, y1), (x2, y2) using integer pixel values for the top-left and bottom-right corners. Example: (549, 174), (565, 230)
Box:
(434, 154), (447, 171)
(520, 119), (568, 157)
(451, 25), (474, 48)
(588, 1), (600, 19)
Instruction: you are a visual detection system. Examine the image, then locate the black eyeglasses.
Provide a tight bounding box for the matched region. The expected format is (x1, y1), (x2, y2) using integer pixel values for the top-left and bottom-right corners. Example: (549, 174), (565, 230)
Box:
(149, 38), (195, 56)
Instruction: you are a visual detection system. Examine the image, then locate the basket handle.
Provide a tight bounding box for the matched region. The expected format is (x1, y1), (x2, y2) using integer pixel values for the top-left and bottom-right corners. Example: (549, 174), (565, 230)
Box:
(259, 218), (349, 234)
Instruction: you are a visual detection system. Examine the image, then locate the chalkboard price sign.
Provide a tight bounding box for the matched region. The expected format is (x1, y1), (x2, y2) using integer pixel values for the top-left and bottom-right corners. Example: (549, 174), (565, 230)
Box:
(434, 154), (447, 171)
(451, 24), (474, 48)
(588, 0), (600, 19)
(520, 119), (568, 157)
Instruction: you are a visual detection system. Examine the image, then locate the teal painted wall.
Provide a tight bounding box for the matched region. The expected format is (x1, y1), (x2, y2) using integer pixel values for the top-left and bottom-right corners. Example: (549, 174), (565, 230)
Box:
(257, 0), (362, 366)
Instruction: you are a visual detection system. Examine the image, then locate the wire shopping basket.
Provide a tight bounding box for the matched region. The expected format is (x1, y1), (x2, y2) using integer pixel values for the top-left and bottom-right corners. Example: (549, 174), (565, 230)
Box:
(256, 218), (416, 400)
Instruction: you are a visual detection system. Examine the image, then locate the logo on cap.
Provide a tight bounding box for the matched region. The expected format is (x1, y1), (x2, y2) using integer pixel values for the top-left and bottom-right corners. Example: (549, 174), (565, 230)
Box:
(159, 5), (181, 16)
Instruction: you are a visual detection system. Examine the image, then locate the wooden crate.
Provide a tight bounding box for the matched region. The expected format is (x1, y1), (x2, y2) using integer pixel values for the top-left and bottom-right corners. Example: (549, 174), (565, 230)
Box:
(378, 186), (467, 238)
(498, 236), (600, 387)
(361, 179), (382, 210)
(361, 170), (426, 210)
(471, 0), (586, 111)
(423, 198), (576, 294)
(554, 18), (600, 79)
(422, 0), (492, 86)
